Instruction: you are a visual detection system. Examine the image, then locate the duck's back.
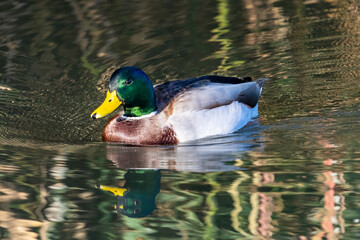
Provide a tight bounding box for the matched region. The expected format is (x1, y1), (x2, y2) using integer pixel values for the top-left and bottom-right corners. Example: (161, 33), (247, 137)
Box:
(154, 76), (268, 142)
(155, 76), (267, 116)
(154, 76), (251, 111)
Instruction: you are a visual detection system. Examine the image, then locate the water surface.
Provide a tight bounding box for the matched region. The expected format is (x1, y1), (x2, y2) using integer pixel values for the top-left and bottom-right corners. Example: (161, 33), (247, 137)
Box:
(0, 0), (360, 239)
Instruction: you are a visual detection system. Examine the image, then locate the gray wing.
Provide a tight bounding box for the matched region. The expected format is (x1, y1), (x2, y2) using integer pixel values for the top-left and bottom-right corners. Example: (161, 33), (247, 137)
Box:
(154, 76), (268, 114)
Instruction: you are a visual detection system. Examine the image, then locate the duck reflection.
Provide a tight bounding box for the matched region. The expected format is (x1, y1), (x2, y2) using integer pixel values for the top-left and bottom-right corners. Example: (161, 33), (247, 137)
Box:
(100, 125), (263, 218)
(99, 170), (161, 218)
(106, 123), (262, 172)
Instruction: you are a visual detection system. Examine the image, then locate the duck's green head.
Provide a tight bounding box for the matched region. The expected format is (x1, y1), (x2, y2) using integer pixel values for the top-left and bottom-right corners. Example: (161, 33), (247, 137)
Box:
(91, 67), (157, 118)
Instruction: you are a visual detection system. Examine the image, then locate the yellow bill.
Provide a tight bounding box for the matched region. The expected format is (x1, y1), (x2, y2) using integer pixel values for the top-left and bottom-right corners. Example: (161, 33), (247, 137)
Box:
(91, 90), (122, 119)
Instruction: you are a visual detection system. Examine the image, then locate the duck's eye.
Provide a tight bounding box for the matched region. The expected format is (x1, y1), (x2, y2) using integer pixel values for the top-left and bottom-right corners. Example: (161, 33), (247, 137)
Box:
(108, 99), (112, 102)
(125, 78), (133, 85)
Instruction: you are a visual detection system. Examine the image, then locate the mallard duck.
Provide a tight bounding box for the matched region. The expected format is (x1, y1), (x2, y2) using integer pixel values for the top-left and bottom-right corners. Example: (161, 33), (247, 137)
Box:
(91, 66), (268, 145)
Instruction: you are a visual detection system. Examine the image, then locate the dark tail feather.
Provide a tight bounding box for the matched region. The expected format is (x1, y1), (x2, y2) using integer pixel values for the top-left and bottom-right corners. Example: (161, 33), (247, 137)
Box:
(237, 78), (269, 108)
(256, 78), (269, 88)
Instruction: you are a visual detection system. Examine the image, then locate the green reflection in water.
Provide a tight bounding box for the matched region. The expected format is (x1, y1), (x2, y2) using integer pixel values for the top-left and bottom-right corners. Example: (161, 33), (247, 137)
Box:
(1, 0), (360, 239)
(0, 139), (359, 239)
(81, 54), (104, 76)
(227, 169), (252, 237)
(209, 0), (244, 74)
(204, 172), (220, 239)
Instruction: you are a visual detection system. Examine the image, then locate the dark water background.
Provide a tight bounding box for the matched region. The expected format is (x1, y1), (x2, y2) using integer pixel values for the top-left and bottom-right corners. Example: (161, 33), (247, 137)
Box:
(1, 0), (360, 239)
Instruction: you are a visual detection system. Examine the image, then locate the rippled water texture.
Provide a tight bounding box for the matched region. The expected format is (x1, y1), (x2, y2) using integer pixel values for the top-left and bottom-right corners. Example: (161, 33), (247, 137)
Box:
(1, 0), (360, 239)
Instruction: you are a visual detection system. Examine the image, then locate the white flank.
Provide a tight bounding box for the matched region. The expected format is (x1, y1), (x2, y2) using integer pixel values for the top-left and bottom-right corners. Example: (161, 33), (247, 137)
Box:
(168, 102), (259, 142)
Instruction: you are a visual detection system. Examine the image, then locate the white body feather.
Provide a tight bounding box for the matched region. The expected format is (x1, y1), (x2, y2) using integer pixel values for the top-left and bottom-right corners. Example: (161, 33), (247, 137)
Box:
(168, 81), (262, 142)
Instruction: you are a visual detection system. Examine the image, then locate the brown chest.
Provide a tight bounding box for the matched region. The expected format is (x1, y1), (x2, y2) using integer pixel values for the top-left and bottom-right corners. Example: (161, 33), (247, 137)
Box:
(102, 115), (178, 145)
